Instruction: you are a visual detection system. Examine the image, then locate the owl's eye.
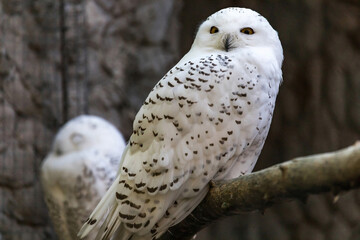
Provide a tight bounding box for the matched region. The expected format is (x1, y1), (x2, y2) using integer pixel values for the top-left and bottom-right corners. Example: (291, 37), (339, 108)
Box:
(210, 26), (219, 34)
(240, 27), (255, 35)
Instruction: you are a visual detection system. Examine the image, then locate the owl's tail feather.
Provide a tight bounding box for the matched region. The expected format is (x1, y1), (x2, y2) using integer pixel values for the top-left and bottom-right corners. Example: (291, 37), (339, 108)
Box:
(94, 204), (133, 240)
(78, 175), (120, 239)
(112, 223), (134, 240)
(156, 186), (208, 239)
(95, 204), (122, 240)
(132, 186), (209, 240)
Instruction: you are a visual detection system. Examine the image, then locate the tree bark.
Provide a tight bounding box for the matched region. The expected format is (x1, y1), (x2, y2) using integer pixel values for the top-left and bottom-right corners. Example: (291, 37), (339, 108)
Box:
(159, 142), (360, 240)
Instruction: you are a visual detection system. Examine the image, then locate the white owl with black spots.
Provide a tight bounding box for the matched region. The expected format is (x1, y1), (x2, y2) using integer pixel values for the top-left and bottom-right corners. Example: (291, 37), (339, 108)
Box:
(41, 115), (126, 240)
(79, 7), (283, 240)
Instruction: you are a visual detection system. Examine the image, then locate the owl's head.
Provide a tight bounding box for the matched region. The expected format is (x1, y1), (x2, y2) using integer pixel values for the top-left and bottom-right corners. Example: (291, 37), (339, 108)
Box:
(191, 8), (283, 66)
(52, 115), (125, 156)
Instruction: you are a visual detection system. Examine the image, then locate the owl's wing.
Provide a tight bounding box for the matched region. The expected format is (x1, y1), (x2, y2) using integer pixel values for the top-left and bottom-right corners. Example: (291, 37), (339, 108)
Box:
(79, 54), (276, 240)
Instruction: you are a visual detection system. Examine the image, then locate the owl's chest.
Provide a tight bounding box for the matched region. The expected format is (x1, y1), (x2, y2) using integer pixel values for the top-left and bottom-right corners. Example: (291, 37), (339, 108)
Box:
(203, 63), (276, 115)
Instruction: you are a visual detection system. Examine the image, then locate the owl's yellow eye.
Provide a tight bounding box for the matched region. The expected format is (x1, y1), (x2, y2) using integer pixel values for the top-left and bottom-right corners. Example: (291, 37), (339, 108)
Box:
(240, 27), (255, 35)
(210, 26), (219, 34)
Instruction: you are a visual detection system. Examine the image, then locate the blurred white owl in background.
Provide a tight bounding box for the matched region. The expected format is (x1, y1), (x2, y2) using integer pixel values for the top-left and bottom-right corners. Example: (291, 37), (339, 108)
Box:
(41, 115), (126, 240)
(79, 7), (283, 240)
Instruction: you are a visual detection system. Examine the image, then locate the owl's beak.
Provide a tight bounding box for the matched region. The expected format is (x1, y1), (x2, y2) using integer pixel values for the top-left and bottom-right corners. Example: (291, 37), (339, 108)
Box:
(223, 34), (235, 52)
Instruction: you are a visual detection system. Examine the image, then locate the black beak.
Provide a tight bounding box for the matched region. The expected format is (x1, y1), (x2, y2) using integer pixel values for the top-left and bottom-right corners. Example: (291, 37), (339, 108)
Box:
(223, 34), (233, 52)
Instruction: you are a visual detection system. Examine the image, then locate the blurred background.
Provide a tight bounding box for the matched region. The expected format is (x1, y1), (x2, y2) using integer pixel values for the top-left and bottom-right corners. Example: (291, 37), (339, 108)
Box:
(0, 0), (359, 239)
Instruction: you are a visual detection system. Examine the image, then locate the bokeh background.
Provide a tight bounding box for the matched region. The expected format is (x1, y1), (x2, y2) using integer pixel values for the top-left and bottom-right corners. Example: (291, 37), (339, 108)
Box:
(0, 0), (359, 239)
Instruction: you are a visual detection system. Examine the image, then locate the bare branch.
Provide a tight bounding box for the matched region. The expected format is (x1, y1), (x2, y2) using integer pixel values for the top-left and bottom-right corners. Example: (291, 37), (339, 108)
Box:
(158, 142), (360, 240)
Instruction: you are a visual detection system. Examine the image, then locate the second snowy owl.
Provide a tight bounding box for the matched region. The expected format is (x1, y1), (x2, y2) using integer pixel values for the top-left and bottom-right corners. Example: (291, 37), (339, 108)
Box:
(41, 115), (126, 240)
(79, 7), (283, 240)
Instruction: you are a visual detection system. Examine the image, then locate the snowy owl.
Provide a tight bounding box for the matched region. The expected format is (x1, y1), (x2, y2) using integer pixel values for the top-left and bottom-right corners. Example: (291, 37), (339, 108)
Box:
(41, 115), (126, 240)
(79, 7), (283, 240)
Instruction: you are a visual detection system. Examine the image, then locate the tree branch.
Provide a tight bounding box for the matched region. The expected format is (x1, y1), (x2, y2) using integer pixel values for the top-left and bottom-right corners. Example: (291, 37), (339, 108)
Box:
(158, 142), (360, 240)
